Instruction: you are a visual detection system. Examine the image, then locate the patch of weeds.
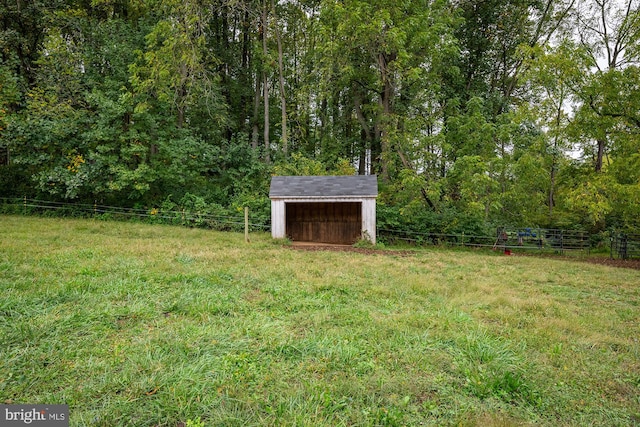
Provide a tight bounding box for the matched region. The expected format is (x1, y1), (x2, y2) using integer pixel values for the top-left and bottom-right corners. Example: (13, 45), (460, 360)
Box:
(367, 406), (405, 427)
(271, 237), (292, 246)
(353, 237), (374, 249)
(361, 396), (411, 427)
(310, 390), (353, 415)
(175, 253), (196, 265)
(353, 235), (386, 249)
(453, 329), (539, 404)
(220, 351), (260, 384)
(185, 417), (206, 427)
(162, 289), (240, 318)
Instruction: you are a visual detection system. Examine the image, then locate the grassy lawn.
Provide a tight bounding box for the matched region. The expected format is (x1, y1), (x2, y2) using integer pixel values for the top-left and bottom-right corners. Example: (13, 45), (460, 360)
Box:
(1, 215), (639, 426)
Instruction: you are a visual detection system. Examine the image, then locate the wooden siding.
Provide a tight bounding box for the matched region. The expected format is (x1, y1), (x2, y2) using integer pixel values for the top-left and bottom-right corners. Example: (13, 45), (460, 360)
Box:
(286, 202), (362, 244)
(362, 199), (376, 244)
(271, 200), (286, 239)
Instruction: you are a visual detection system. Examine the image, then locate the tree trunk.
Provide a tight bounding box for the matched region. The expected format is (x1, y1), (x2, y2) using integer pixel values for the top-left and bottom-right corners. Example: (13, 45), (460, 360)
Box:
(319, 97), (327, 141)
(241, 10), (251, 136)
(549, 160), (556, 217)
(252, 73), (261, 150)
(595, 138), (605, 172)
(353, 88), (372, 174)
(263, 72), (270, 162)
(358, 131), (367, 175)
(177, 63), (187, 129)
(377, 51), (396, 180)
(262, 1), (270, 162)
(271, 0), (287, 155)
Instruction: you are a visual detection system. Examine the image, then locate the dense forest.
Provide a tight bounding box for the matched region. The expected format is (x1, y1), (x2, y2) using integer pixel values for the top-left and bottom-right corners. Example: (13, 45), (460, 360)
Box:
(1, 0), (639, 235)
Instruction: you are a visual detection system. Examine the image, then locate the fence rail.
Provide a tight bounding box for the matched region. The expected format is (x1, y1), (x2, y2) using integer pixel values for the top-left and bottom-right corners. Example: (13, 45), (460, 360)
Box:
(611, 233), (640, 260)
(496, 228), (590, 254)
(377, 229), (495, 248)
(378, 227), (591, 254)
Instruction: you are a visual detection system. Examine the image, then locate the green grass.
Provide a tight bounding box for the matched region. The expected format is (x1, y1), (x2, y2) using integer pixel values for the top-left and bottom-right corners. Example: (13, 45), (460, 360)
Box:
(1, 215), (639, 426)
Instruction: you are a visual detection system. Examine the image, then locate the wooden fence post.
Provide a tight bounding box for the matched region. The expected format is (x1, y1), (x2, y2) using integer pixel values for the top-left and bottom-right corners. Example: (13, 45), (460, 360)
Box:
(244, 207), (249, 243)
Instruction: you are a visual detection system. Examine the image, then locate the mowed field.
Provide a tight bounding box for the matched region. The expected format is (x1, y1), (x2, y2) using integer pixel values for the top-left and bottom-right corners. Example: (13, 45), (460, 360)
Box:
(1, 215), (639, 426)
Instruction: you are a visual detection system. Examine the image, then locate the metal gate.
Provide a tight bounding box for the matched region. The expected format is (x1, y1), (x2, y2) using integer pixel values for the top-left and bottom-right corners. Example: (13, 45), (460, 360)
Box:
(611, 233), (640, 260)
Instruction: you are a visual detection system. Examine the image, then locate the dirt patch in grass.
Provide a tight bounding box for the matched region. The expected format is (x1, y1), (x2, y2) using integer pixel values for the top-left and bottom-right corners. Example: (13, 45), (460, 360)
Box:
(288, 242), (415, 256)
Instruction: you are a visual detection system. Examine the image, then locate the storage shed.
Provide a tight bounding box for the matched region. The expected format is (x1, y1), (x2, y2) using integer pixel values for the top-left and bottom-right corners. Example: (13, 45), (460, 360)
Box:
(270, 175), (378, 245)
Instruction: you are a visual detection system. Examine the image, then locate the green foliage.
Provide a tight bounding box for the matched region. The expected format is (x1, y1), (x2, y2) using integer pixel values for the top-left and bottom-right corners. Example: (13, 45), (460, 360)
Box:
(273, 152), (355, 176)
(0, 0), (639, 235)
(0, 165), (31, 198)
(562, 177), (613, 231)
(273, 152), (328, 176)
(201, 135), (271, 204)
(156, 193), (238, 229)
(230, 192), (271, 230)
(6, 90), (92, 199)
(377, 199), (489, 239)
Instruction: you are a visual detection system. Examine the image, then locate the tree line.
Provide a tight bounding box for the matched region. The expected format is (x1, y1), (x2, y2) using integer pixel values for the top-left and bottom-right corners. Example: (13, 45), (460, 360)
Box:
(1, 0), (639, 235)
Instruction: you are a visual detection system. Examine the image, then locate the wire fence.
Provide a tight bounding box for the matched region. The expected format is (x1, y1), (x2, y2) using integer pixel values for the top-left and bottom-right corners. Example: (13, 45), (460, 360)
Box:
(377, 227), (591, 254)
(3, 197), (638, 258)
(0, 197), (270, 233)
(378, 228), (494, 248)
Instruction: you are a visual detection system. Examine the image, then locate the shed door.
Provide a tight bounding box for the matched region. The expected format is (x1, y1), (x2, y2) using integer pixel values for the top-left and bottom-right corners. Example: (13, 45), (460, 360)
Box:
(286, 202), (362, 244)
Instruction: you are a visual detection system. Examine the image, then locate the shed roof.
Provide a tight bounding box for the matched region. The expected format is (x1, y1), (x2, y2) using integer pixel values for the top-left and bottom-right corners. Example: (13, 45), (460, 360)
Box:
(269, 175), (378, 198)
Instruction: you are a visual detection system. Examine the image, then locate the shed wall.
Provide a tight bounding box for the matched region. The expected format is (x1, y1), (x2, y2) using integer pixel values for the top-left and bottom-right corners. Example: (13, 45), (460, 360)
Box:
(362, 199), (376, 244)
(271, 200), (286, 239)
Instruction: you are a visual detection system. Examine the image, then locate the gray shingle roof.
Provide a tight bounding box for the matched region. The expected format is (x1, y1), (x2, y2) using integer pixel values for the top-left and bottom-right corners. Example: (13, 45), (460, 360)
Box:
(269, 175), (378, 198)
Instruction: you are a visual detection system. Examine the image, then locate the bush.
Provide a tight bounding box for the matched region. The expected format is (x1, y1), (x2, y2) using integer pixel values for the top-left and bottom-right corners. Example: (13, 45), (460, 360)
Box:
(0, 165), (32, 198)
(157, 193), (240, 230)
(230, 192), (271, 231)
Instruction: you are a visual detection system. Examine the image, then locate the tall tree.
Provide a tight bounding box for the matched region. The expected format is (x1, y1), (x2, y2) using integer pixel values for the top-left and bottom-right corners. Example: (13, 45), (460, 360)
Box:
(318, 0), (457, 179)
(130, 0), (217, 129)
(518, 42), (588, 225)
(572, 0), (640, 171)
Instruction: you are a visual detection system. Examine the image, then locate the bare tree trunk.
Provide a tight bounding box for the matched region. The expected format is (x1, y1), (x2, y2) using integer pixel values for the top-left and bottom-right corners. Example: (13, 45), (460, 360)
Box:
(271, 0), (287, 155)
(263, 73), (270, 162)
(354, 88), (372, 175)
(241, 10), (252, 136)
(377, 51), (395, 180)
(176, 62), (187, 128)
(549, 158), (557, 217)
(358, 133), (367, 175)
(262, 1), (270, 162)
(252, 73), (261, 150)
